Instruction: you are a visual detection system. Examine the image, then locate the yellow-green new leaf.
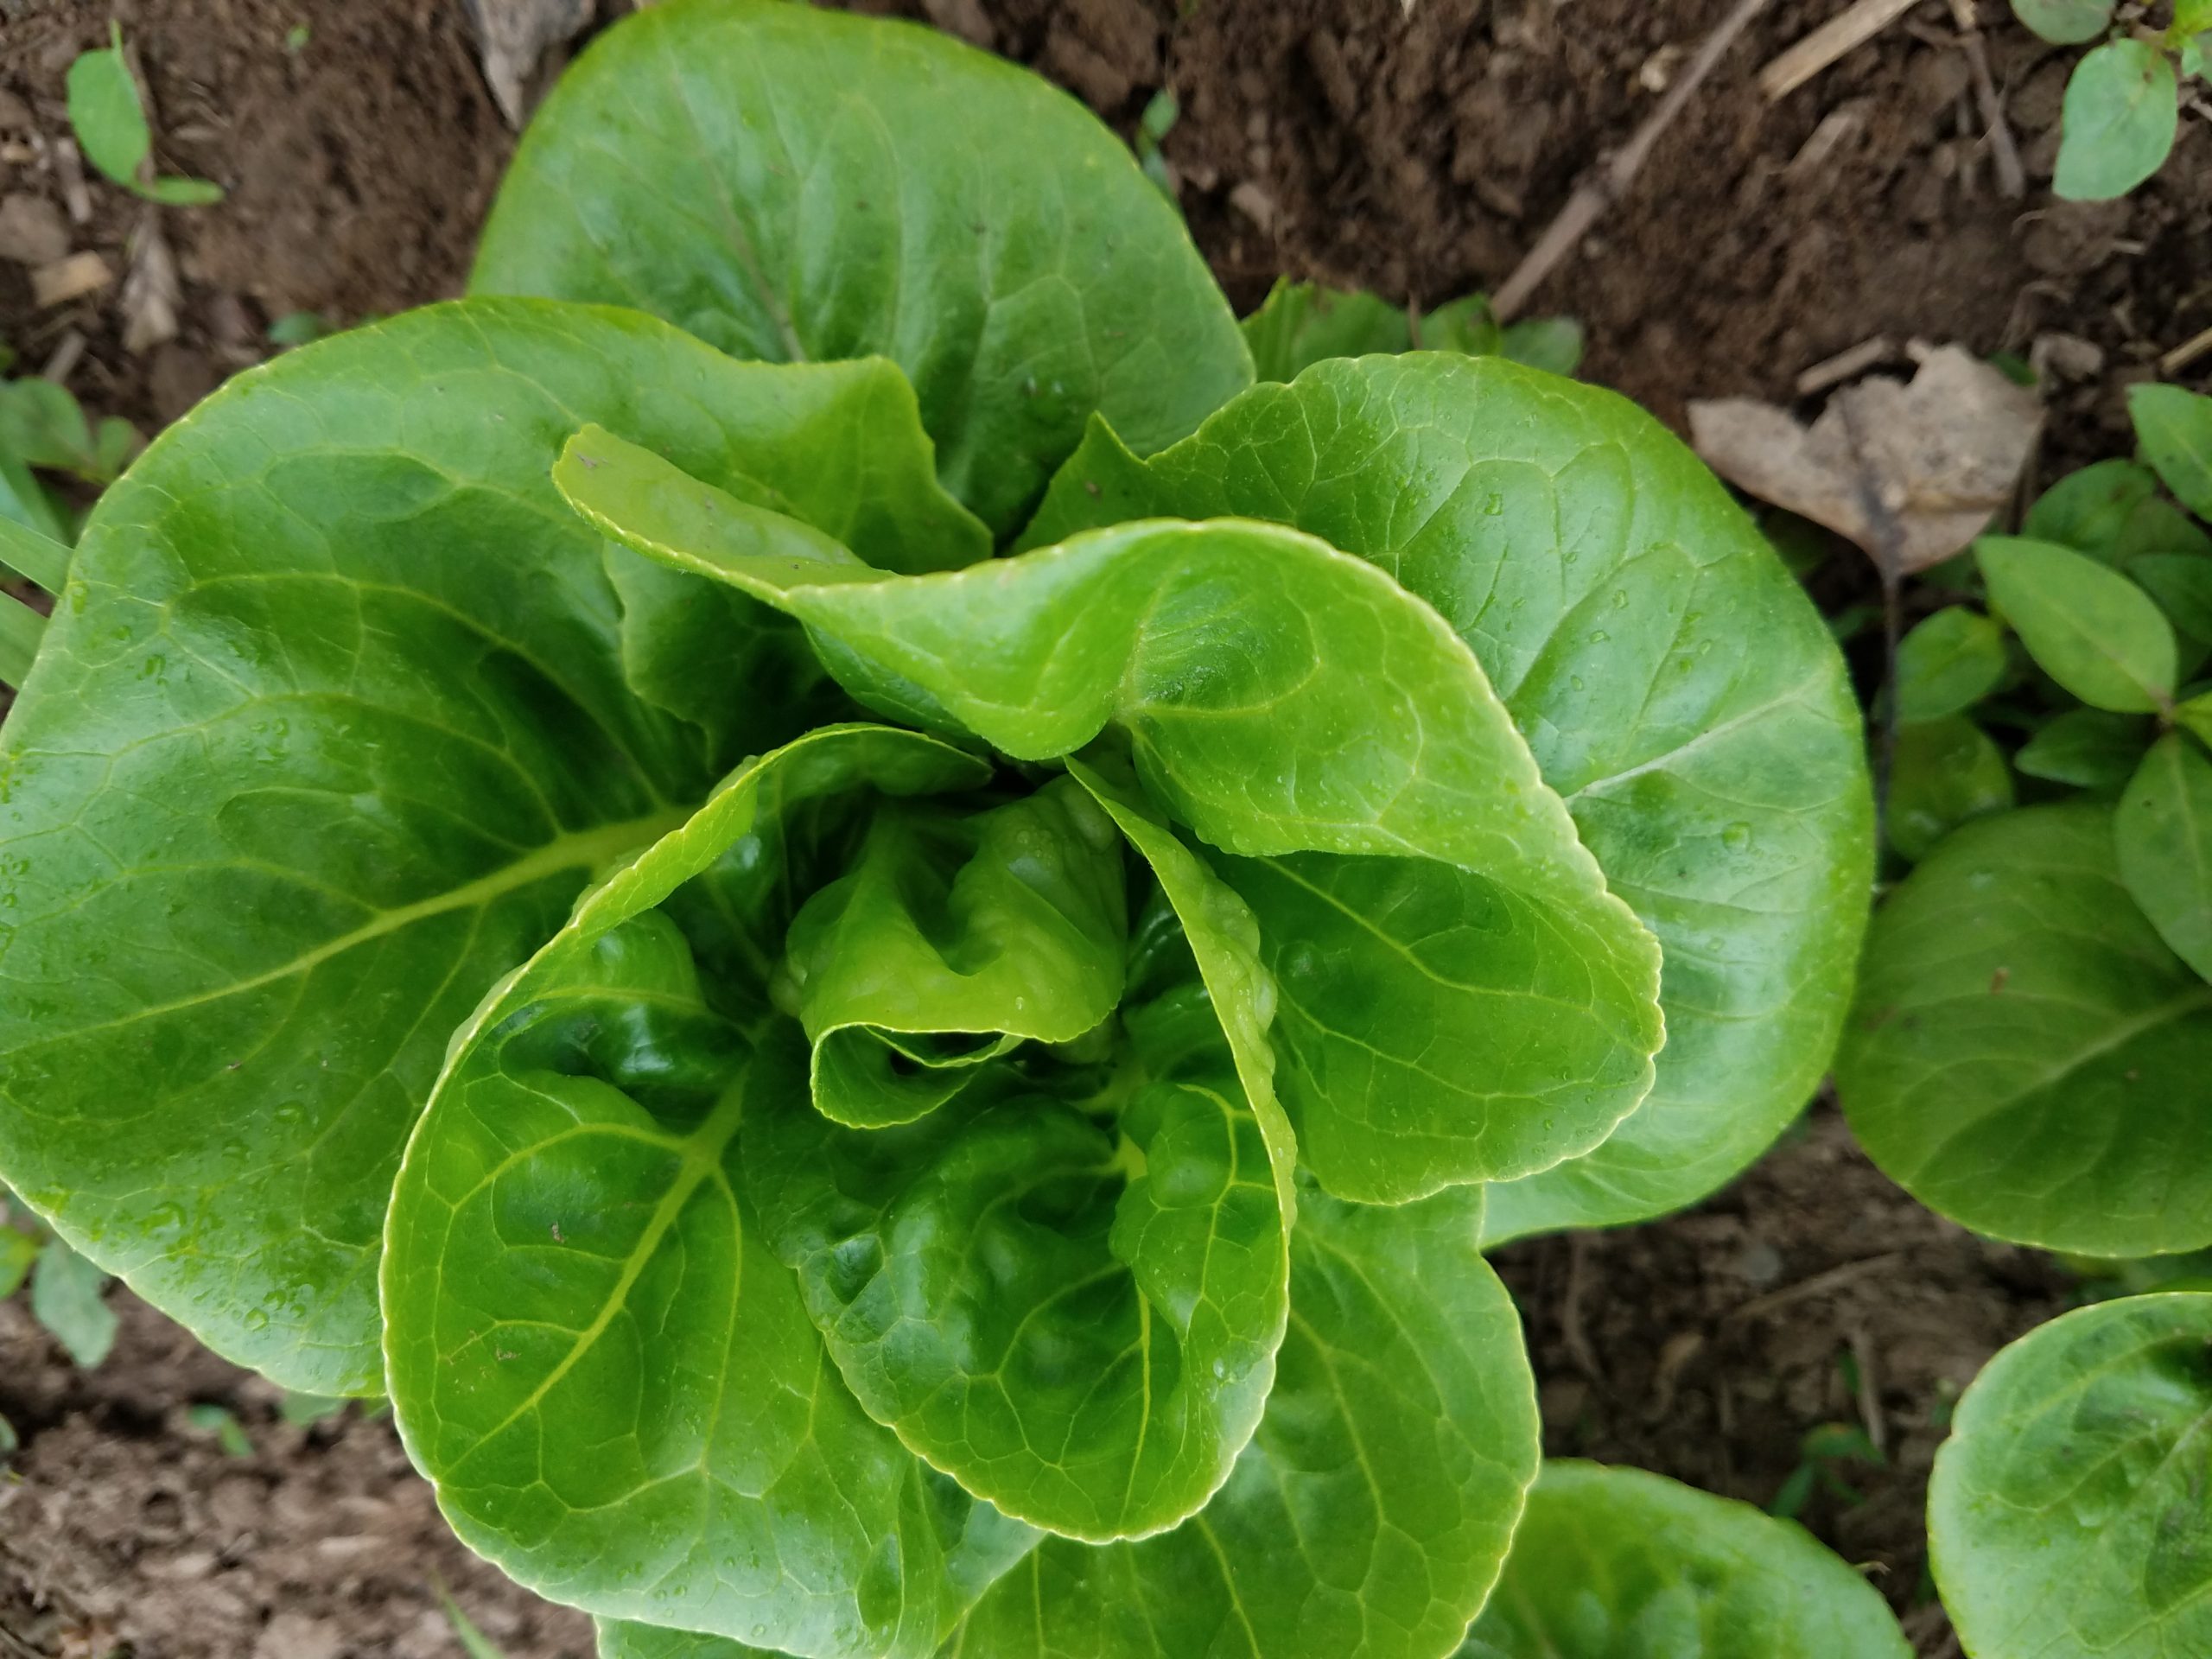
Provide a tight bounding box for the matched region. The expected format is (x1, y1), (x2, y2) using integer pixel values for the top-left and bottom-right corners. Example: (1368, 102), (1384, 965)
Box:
(556, 429), (1667, 1206)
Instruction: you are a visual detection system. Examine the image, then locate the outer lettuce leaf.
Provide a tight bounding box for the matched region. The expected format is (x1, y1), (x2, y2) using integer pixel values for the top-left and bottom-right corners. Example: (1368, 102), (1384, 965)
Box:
(0, 298), (983, 1395)
(385, 726), (1043, 1657)
(554, 430), (1667, 1206)
(1458, 1462), (1910, 1657)
(1837, 803), (2212, 1256)
(1016, 354), (1872, 1238)
(471, 0), (1252, 538)
(941, 1185), (1538, 1659)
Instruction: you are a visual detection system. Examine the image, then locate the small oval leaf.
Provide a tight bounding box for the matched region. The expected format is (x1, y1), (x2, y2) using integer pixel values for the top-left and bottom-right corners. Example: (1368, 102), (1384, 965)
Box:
(1894, 607), (2007, 721)
(2116, 733), (2212, 982)
(2054, 40), (2180, 200)
(2010, 0), (2117, 43)
(1886, 715), (2013, 862)
(2129, 384), (2212, 521)
(1977, 535), (2176, 712)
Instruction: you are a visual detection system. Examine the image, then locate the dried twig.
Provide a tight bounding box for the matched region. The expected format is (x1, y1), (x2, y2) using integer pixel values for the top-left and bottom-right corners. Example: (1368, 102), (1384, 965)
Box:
(1839, 392), (1910, 838)
(1560, 1232), (1605, 1382)
(1494, 0), (1772, 319)
(1760, 0), (1919, 102)
(1848, 1325), (1887, 1456)
(1796, 335), (1898, 396)
(1948, 0), (2026, 198)
(2164, 323), (2212, 377)
(1724, 1251), (1904, 1324)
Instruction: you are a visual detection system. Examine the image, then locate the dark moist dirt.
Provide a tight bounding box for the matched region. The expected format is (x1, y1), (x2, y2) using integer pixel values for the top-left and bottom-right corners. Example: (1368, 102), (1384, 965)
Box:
(0, 0), (2201, 1654)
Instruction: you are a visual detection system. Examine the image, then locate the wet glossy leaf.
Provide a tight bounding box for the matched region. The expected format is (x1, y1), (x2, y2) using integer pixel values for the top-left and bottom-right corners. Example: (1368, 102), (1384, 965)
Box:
(1457, 1462), (1911, 1658)
(0, 300), (985, 1394)
(1886, 716), (2013, 862)
(473, 1), (1249, 537)
(2054, 41), (2179, 201)
(1977, 536), (2176, 712)
(745, 948), (1287, 1542)
(1894, 607), (2006, 721)
(1929, 1294), (2212, 1659)
(557, 431), (1667, 1206)
(1839, 804), (2212, 1255)
(2013, 708), (2151, 791)
(2129, 384), (2212, 520)
(1015, 353), (1872, 1238)
(599, 1194), (1538, 1659)
(2116, 733), (2212, 981)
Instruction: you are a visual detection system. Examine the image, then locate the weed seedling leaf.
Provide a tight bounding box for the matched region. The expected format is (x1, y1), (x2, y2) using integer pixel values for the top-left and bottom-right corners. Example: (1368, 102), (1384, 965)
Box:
(29, 1238), (117, 1368)
(1978, 536), (2177, 711)
(2055, 39), (2179, 200)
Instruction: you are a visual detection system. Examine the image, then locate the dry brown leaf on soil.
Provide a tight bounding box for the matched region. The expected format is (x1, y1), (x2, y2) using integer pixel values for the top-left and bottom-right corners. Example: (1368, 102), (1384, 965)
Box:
(464, 0), (596, 128)
(1688, 346), (2043, 575)
(120, 212), (181, 356)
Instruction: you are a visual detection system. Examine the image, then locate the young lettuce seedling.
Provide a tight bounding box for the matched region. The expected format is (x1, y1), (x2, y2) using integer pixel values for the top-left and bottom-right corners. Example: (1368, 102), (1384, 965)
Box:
(0, 4), (1872, 1656)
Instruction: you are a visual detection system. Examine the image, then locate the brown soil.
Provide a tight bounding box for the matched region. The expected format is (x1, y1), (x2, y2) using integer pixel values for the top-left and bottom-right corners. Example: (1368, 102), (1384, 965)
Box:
(1, 0), (2199, 1654)
(0, 1292), (594, 1659)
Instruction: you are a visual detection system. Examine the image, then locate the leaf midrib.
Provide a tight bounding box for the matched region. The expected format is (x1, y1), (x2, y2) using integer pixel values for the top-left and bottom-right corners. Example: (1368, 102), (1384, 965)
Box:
(5, 806), (691, 1050)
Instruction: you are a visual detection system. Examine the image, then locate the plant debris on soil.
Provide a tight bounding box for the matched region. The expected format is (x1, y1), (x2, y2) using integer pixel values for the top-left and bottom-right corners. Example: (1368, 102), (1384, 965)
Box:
(1, 0), (2202, 1655)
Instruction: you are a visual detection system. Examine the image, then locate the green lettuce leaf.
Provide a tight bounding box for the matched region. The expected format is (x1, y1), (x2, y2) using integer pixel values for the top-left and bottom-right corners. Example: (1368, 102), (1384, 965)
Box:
(384, 725), (1046, 1656)
(0, 298), (984, 1395)
(593, 1182), (1538, 1659)
(471, 0), (1251, 538)
(944, 1184), (1536, 1659)
(554, 429), (1667, 1207)
(1458, 1462), (1910, 1657)
(1838, 803), (2212, 1255)
(783, 779), (1128, 1128)
(1014, 353), (1872, 1237)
